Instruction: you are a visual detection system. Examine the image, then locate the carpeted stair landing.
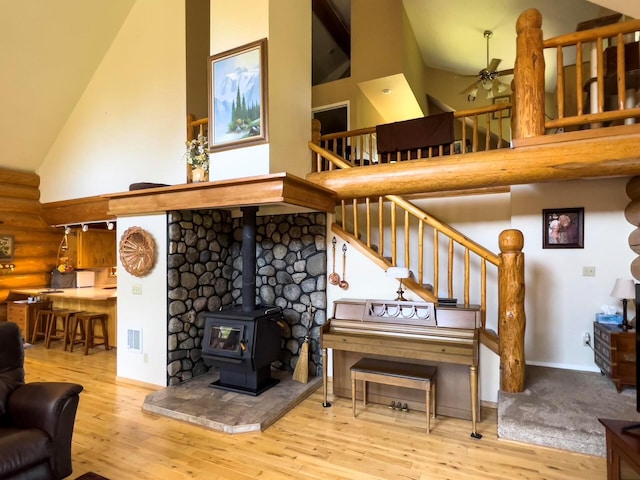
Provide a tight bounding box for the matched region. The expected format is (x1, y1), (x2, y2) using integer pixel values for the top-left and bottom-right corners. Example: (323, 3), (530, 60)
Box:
(498, 365), (640, 456)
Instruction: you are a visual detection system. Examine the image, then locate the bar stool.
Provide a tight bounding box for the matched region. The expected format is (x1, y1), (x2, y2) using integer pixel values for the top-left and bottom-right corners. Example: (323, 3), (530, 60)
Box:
(45, 309), (81, 350)
(69, 312), (109, 355)
(31, 306), (54, 344)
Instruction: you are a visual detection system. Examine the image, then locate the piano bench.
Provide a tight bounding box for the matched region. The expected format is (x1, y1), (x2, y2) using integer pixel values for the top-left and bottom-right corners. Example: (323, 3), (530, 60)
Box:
(350, 357), (437, 433)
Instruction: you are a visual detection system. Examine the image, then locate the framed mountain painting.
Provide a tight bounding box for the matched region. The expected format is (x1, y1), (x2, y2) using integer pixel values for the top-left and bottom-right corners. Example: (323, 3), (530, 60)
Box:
(208, 38), (269, 152)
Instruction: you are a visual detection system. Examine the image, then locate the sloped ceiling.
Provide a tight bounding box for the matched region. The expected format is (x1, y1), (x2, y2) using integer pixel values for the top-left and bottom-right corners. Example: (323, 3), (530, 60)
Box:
(0, 0), (135, 173)
(0, 0), (635, 175)
(403, 0), (634, 79)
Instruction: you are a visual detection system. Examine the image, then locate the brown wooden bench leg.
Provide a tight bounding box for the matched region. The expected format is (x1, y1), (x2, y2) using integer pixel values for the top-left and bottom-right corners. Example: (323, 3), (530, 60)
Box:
(352, 377), (356, 417)
(426, 385), (431, 433)
(350, 358), (437, 434)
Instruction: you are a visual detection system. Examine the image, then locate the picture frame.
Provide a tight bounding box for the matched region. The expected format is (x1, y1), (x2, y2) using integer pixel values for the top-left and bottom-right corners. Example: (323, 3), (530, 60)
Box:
(0, 234), (15, 261)
(208, 38), (268, 153)
(543, 208), (584, 249)
(493, 95), (511, 119)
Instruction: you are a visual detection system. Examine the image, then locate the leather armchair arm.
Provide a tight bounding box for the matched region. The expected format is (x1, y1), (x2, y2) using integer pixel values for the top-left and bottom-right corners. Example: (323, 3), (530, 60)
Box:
(8, 382), (83, 433)
(7, 382), (83, 479)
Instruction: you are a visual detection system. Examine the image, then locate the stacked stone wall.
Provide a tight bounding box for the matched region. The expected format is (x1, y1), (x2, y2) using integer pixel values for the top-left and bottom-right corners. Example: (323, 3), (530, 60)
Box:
(167, 209), (326, 385)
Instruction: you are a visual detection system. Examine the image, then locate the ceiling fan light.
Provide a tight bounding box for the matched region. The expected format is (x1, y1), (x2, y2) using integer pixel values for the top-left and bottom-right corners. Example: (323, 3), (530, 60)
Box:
(486, 88), (495, 99)
(497, 82), (508, 93)
(482, 79), (493, 91)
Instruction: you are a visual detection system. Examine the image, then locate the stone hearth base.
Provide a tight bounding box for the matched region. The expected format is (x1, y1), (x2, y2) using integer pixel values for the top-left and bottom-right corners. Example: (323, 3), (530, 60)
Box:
(142, 369), (322, 434)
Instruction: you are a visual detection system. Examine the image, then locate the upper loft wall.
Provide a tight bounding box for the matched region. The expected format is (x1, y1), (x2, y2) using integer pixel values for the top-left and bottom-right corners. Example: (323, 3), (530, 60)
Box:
(38, 0), (187, 202)
(268, 1), (312, 178)
(313, 0), (426, 130)
(186, 0), (210, 121)
(0, 0), (135, 173)
(209, 0), (312, 181)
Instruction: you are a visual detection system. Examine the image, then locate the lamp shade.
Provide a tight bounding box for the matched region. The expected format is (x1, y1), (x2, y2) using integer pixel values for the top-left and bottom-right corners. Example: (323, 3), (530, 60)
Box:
(386, 267), (410, 279)
(611, 278), (635, 299)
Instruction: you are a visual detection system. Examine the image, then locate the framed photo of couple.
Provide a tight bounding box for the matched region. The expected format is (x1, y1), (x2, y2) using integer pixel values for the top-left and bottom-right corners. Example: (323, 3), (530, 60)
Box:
(543, 208), (584, 249)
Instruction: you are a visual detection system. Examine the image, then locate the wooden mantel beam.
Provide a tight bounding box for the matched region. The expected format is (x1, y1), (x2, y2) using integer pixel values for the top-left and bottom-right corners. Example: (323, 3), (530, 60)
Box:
(107, 173), (337, 216)
(306, 125), (640, 199)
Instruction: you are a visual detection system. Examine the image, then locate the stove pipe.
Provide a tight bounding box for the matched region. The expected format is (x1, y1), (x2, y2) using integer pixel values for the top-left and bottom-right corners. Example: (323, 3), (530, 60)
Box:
(241, 206), (258, 312)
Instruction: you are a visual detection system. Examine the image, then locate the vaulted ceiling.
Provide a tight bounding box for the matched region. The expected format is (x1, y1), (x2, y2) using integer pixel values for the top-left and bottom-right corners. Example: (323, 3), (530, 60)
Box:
(1, 0), (637, 174)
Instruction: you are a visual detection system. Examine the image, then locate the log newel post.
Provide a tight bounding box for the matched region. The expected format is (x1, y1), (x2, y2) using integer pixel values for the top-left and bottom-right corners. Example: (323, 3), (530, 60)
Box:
(513, 8), (545, 140)
(311, 118), (321, 173)
(498, 229), (526, 393)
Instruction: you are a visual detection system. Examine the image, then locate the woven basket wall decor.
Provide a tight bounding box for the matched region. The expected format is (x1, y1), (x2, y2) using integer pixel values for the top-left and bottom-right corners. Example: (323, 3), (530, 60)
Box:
(119, 226), (156, 277)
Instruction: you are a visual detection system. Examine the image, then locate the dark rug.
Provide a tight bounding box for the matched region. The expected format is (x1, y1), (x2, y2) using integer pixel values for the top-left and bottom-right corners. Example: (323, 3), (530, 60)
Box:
(498, 365), (640, 456)
(75, 473), (109, 480)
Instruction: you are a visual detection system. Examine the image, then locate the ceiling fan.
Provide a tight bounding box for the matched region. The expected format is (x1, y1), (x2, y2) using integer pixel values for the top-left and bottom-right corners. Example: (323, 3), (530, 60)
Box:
(460, 30), (514, 102)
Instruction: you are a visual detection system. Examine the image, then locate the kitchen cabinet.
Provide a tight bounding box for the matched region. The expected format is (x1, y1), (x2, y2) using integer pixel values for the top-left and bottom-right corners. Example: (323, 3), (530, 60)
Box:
(68, 229), (117, 268)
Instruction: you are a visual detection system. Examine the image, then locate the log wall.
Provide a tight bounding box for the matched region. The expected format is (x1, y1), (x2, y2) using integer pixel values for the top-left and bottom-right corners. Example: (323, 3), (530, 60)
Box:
(0, 167), (59, 318)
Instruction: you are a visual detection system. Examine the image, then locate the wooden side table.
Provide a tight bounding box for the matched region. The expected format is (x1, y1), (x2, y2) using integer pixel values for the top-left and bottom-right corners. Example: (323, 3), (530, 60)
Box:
(599, 418), (640, 480)
(594, 322), (636, 392)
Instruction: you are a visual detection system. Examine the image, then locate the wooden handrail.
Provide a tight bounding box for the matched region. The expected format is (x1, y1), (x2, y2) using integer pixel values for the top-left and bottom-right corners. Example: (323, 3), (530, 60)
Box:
(543, 19), (640, 47)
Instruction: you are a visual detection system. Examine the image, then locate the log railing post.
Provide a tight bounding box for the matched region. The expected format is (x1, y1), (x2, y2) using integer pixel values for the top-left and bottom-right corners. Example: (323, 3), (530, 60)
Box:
(513, 8), (545, 140)
(498, 229), (526, 393)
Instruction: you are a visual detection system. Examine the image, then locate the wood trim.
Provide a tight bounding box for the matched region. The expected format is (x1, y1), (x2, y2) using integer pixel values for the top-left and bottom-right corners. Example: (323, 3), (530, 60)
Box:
(307, 129), (640, 199)
(42, 195), (113, 226)
(107, 173), (337, 216)
(0, 168), (40, 188)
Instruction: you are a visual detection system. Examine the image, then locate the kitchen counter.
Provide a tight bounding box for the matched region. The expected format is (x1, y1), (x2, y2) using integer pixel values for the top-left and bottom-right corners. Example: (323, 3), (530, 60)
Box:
(10, 287), (117, 348)
(11, 287), (117, 301)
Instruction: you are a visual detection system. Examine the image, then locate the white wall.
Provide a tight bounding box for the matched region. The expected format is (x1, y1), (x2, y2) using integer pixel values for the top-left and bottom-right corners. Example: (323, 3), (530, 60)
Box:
(38, 0), (186, 201)
(209, 0), (270, 180)
(116, 214), (168, 386)
(512, 177), (636, 371)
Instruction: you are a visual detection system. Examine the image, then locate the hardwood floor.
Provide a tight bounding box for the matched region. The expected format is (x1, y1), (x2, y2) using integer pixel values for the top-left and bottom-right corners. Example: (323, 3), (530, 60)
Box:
(24, 344), (607, 480)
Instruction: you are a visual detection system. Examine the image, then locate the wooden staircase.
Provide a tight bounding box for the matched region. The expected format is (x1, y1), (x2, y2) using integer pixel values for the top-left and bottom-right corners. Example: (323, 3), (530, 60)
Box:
(331, 181), (501, 358)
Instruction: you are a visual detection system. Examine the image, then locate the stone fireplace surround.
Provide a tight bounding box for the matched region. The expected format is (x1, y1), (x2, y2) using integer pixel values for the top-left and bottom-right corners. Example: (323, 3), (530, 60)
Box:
(166, 209), (327, 386)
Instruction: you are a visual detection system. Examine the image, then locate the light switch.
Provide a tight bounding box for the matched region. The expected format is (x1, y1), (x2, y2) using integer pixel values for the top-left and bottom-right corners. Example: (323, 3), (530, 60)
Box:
(582, 266), (596, 277)
(132, 284), (143, 295)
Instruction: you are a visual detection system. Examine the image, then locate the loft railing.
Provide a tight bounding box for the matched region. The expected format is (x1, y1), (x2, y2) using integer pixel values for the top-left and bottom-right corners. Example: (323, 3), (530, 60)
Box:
(311, 103), (511, 173)
(513, 9), (640, 138)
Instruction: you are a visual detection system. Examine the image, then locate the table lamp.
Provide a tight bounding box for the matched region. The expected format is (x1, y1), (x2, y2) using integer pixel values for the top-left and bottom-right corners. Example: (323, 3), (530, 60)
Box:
(610, 278), (635, 331)
(386, 267), (410, 301)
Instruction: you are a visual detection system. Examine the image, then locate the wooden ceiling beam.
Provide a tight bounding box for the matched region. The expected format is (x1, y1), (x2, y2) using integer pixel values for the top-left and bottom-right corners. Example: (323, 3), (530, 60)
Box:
(313, 0), (350, 56)
(306, 126), (640, 199)
(41, 195), (113, 226)
(107, 173), (336, 216)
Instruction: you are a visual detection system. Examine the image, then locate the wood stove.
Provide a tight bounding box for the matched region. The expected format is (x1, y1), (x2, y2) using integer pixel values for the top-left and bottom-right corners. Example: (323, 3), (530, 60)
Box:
(202, 306), (284, 395)
(201, 206), (284, 395)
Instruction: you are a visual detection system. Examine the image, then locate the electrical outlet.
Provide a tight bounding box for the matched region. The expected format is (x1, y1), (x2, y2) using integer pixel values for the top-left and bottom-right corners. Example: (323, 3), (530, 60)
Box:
(583, 332), (591, 346)
(132, 284), (142, 295)
(582, 266), (596, 277)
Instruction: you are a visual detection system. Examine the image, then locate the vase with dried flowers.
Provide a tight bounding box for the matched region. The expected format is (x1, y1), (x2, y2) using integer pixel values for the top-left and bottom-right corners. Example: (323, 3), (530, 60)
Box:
(185, 133), (209, 183)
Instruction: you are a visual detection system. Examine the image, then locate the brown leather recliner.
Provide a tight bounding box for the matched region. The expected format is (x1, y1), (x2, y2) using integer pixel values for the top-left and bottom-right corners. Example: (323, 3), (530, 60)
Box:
(0, 321), (83, 479)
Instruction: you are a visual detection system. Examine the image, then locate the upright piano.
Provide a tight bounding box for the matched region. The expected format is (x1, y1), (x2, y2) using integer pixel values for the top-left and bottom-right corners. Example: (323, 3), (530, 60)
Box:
(321, 298), (482, 438)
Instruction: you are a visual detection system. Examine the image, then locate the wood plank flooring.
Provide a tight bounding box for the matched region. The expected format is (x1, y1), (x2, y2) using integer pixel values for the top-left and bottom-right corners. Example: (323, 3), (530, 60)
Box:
(23, 344), (607, 480)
